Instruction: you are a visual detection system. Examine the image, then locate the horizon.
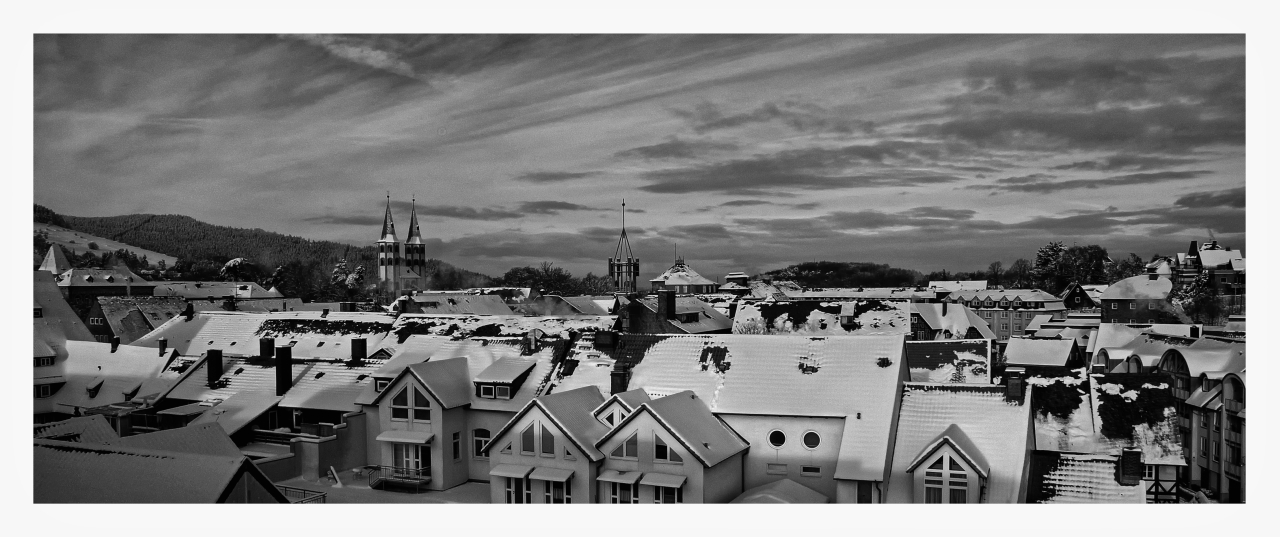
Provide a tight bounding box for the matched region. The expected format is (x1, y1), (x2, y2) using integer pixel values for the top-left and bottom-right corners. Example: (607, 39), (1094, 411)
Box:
(35, 35), (1245, 281)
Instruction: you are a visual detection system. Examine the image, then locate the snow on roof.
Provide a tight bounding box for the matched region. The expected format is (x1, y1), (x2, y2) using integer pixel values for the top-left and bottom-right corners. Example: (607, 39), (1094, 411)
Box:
(905, 340), (991, 384)
(474, 356), (537, 384)
(731, 478), (830, 503)
(166, 352), (385, 412)
(637, 296), (731, 334)
(1229, 258), (1245, 272)
(390, 314), (614, 341)
(48, 340), (174, 413)
(887, 383), (1032, 503)
(649, 259), (717, 286)
(786, 288), (935, 300)
(909, 303), (997, 340)
(1031, 371), (1184, 466)
(946, 289), (1063, 303)
(35, 271), (93, 345)
(130, 311), (393, 360)
(531, 386), (609, 460)
(1101, 275), (1172, 300)
(188, 392), (284, 435)
(34, 415), (120, 444)
(1198, 248), (1242, 269)
(406, 293), (513, 315)
(601, 390), (749, 467)
(928, 280), (988, 292)
(407, 359), (474, 408)
(55, 268), (153, 288)
(152, 281), (274, 298)
(1172, 339), (1246, 377)
(1024, 315), (1053, 334)
(1027, 452), (1145, 503)
(1004, 338), (1077, 367)
(906, 423), (990, 478)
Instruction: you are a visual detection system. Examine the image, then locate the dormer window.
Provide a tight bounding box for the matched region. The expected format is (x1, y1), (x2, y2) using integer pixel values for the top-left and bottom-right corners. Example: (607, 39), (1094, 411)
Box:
(924, 454), (970, 503)
(35, 356), (54, 367)
(34, 307), (43, 318)
(375, 379), (389, 392)
(86, 379), (104, 399)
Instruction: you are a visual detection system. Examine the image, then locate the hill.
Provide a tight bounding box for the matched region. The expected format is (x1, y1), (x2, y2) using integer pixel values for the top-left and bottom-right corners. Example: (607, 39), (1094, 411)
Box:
(34, 222), (179, 267)
(757, 261), (924, 288)
(35, 205), (492, 300)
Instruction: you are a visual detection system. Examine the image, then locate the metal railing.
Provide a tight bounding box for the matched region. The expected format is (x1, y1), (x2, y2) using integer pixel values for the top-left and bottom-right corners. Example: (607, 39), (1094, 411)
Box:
(277, 485), (327, 504)
(366, 465), (431, 493)
(252, 429), (315, 445)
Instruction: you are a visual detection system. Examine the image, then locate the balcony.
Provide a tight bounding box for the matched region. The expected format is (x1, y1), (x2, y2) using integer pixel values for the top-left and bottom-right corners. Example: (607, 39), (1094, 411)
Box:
(277, 485), (327, 504)
(366, 465), (431, 493)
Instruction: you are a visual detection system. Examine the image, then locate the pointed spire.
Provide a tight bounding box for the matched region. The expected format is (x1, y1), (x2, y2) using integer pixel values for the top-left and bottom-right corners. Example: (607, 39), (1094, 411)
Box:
(406, 195), (423, 245)
(613, 199), (634, 260)
(379, 192), (399, 243)
(39, 245), (71, 275)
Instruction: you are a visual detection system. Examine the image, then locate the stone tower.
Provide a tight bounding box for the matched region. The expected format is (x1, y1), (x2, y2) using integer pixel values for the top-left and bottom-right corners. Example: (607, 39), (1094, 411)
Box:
(404, 196), (427, 278)
(377, 193), (402, 299)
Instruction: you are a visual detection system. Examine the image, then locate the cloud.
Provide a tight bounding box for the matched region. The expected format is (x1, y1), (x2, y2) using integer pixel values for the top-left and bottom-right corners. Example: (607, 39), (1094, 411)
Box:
(1174, 187), (1246, 209)
(923, 106), (1244, 153)
(899, 206), (977, 220)
(1051, 154), (1201, 171)
(413, 205), (523, 220)
(513, 171), (598, 183)
(286, 34), (419, 80)
(614, 137), (738, 160)
(673, 100), (875, 135)
(967, 170), (1213, 194)
(517, 201), (606, 215)
(301, 214), (384, 226)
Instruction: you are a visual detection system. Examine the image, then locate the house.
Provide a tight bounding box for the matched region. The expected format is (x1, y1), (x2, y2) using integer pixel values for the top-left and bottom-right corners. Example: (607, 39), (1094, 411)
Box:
(1026, 451), (1146, 503)
(928, 280), (988, 295)
(53, 267), (156, 319)
(1154, 338), (1245, 502)
(1100, 274), (1187, 324)
(152, 281), (281, 299)
(395, 292), (514, 315)
(1093, 331), (1200, 373)
(35, 271), (95, 345)
(885, 382), (1034, 503)
(904, 340), (992, 384)
(649, 257), (719, 294)
(34, 339), (176, 423)
(569, 333), (907, 503)
(731, 478), (830, 503)
(34, 430), (288, 503)
(595, 391), (750, 503)
(619, 290), (731, 334)
(1028, 370), (1186, 503)
(718, 272), (751, 296)
(1060, 282), (1102, 310)
(363, 358), (474, 492)
(907, 303), (996, 340)
(782, 287), (936, 302)
(34, 414), (121, 444)
(388, 313), (615, 343)
(522, 295), (613, 316)
(1003, 338), (1083, 371)
(483, 385), (609, 503)
(84, 296), (208, 344)
(941, 289), (1067, 341)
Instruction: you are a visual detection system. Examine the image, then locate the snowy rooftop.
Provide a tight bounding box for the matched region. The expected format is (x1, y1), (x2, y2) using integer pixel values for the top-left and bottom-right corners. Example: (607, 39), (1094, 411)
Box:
(389, 314), (615, 342)
(731, 300), (910, 336)
(1030, 371), (1185, 466)
(1004, 338), (1078, 367)
(905, 340), (991, 384)
(130, 311), (394, 359)
(649, 259), (717, 286)
(1027, 452), (1145, 504)
(1100, 275), (1172, 300)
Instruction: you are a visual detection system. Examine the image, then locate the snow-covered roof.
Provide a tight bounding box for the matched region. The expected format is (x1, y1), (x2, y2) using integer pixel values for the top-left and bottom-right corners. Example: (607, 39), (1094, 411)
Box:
(389, 314), (614, 341)
(404, 293), (513, 315)
(635, 295), (731, 333)
(928, 280), (988, 292)
(598, 390), (749, 468)
(649, 259), (717, 286)
(731, 478), (830, 503)
(131, 311), (394, 359)
(909, 303), (997, 340)
(731, 300), (909, 336)
(34, 415), (120, 444)
(42, 340), (175, 414)
(1198, 248), (1242, 269)
(887, 383), (1032, 503)
(905, 340), (991, 384)
(946, 289), (1063, 304)
(1030, 371), (1185, 466)
(152, 281), (273, 299)
(786, 288), (935, 300)
(1027, 452), (1145, 503)
(1100, 275), (1172, 300)
(1004, 338), (1078, 367)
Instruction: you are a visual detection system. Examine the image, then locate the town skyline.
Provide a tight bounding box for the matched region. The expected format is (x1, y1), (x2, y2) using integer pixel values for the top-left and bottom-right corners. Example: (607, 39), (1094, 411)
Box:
(35, 34), (1245, 279)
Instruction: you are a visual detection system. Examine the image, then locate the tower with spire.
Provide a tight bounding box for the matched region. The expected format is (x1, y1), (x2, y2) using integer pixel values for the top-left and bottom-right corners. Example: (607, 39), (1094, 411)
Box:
(404, 196), (427, 278)
(377, 193), (402, 300)
(608, 200), (640, 294)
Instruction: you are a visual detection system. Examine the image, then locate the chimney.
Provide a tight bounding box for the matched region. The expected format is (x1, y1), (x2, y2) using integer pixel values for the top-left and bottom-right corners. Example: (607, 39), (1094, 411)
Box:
(206, 349), (224, 387)
(1115, 448), (1144, 486)
(1148, 273), (1159, 281)
(322, 308), (330, 317)
(596, 330), (617, 349)
(1190, 326), (1200, 339)
(275, 345), (293, 396)
(657, 289), (676, 320)
(259, 337), (275, 359)
(1189, 241), (1198, 255)
(351, 337), (367, 361)
(941, 301), (948, 316)
(610, 361), (631, 396)
(110, 336), (120, 353)
(182, 302), (194, 321)
(1005, 371), (1025, 401)
(158, 337), (168, 357)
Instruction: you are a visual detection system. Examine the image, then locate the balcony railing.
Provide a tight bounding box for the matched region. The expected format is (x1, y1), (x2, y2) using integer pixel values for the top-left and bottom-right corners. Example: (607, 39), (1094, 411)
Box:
(277, 485), (327, 504)
(252, 429), (316, 445)
(367, 465), (431, 493)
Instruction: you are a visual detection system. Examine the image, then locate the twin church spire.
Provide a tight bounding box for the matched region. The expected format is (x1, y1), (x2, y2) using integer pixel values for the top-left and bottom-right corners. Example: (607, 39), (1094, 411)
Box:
(379, 193), (423, 244)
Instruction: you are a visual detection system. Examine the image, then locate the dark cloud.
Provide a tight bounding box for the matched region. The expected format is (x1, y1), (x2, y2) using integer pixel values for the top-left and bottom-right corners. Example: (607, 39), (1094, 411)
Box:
(301, 214), (384, 226)
(665, 223), (736, 241)
(1174, 187), (1246, 209)
(790, 202), (821, 210)
(517, 201), (606, 215)
(513, 171), (598, 183)
(996, 173), (1056, 185)
(614, 137), (738, 160)
(923, 106), (1243, 153)
(968, 170), (1213, 194)
(673, 100), (875, 135)
(899, 206), (977, 220)
(1051, 154), (1201, 171)
(413, 205), (523, 220)
(721, 200), (777, 207)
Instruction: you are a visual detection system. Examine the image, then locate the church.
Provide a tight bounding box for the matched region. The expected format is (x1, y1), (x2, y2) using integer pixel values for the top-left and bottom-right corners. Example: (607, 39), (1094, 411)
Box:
(376, 195), (428, 302)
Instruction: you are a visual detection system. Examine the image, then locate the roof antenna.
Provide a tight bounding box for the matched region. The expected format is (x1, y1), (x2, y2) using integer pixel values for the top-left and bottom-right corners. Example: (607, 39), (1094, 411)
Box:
(622, 199), (626, 231)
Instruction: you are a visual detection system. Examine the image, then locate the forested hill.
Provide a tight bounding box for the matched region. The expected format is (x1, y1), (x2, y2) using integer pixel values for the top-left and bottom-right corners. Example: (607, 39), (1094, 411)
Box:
(36, 205), (492, 298)
(758, 261), (925, 288)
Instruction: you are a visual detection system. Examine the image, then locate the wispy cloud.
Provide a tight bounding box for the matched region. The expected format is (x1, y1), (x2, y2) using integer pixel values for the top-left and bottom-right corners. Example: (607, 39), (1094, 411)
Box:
(512, 171), (598, 183)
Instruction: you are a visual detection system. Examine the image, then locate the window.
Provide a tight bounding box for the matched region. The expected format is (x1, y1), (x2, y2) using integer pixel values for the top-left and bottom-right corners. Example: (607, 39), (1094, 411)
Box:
(1129, 303), (1137, 310)
(802, 431), (821, 450)
(922, 454), (971, 504)
(1148, 302), (1156, 309)
(35, 356), (54, 367)
(541, 424), (555, 456)
(394, 443), (426, 470)
(521, 424), (536, 454)
(1000, 311), (1008, 318)
(1111, 303), (1118, 310)
(389, 385), (430, 422)
(375, 379), (389, 392)
(1200, 436), (1208, 454)
(564, 448), (576, 461)
(34, 385), (52, 398)
(505, 477), (531, 504)
(1144, 465), (1156, 480)
(1014, 300), (1022, 307)
(1213, 412), (1220, 431)
(768, 430), (786, 448)
(610, 482), (638, 504)
(766, 463), (788, 475)
(801, 465), (822, 476)
(654, 435), (683, 463)
(654, 485), (683, 504)
(611, 432), (639, 459)
(1000, 301), (1009, 307)
(452, 432), (461, 460)
(545, 480), (571, 504)
(480, 385), (495, 398)
(499, 442), (512, 455)
(604, 413), (615, 426)
(1012, 312), (1020, 319)
(496, 386), (511, 399)
(1001, 324), (1009, 331)
(473, 429), (491, 458)
(1213, 443), (1220, 463)
(34, 308), (42, 318)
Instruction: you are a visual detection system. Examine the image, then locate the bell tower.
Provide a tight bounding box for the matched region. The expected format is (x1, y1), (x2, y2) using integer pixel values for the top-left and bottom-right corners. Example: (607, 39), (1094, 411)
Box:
(608, 200), (639, 294)
(377, 193), (402, 300)
(404, 196), (427, 277)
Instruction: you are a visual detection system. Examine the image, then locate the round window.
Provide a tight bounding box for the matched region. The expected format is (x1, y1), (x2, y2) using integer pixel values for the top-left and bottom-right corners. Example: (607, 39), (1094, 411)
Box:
(803, 431), (821, 449)
(768, 430), (786, 448)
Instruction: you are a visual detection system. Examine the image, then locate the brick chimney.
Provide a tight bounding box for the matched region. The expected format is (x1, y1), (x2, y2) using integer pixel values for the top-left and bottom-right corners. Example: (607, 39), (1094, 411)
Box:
(259, 337), (275, 359)
(610, 361), (631, 396)
(110, 336), (120, 353)
(158, 337), (168, 357)
(275, 345), (293, 396)
(351, 337), (367, 361)
(182, 302), (194, 321)
(1115, 448), (1144, 486)
(206, 349), (224, 387)
(656, 289), (677, 320)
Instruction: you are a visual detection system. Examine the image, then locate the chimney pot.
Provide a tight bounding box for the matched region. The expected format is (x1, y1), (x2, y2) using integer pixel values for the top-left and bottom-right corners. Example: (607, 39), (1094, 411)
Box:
(182, 302), (194, 321)
(158, 337), (168, 357)
(110, 336), (120, 353)
(322, 308), (330, 317)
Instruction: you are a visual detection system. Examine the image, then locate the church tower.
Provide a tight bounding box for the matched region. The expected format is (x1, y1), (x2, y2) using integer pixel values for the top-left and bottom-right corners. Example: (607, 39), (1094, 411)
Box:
(404, 196), (427, 278)
(377, 193), (402, 300)
(608, 200), (639, 294)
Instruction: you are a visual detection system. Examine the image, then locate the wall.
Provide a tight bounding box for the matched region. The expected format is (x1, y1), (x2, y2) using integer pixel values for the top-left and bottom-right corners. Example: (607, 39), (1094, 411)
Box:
(468, 409), (515, 482)
(597, 410), (708, 503)
(701, 451), (744, 503)
(721, 414), (845, 499)
(254, 452), (299, 482)
(487, 405), (596, 503)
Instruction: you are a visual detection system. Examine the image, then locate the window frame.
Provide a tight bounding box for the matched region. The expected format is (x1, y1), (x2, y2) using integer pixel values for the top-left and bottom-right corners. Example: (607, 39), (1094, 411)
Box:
(919, 452), (975, 504)
(541, 424), (556, 457)
(802, 431), (821, 450)
(545, 480), (571, 504)
(35, 356), (54, 367)
(388, 384), (431, 423)
(480, 385), (495, 399)
(472, 429), (491, 459)
(767, 429), (786, 448)
(610, 482), (638, 504)
(654, 485), (683, 504)
(496, 385), (511, 399)
(1144, 465), (1156, 480)
(452, 432), (461, 461)
(653, 434), (683, 464)
(521, 424), (536, 455)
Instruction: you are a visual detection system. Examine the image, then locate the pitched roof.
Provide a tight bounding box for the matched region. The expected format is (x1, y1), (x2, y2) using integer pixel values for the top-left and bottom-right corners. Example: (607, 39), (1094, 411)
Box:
(650, 260), (717, 286)
(166, 352), (386, 412)
(1004, 338), (1078, 367)
(887, 384), (1032, 503)
(496, 385), (611, 460)
(928, 280), (988, 292)
(43, 340), (174, 413)
(904, 340), (991, 384)
(731, 478), (830, 503)
(379, 194), (398, 242)
(1100, 275), (1172, 300)
(636, 295), (731, 333)
(909, 303), (997, 340)
(33, 415), (120, 444)
(35, 271), (94, 344)
(1198, 248), (1242, 269)
(403, 359), (474, 408)
(1030, 371), (1185, 466)
(112, 422), (244, 457)
(946, 289), (1063, 303)
(188, 391), (284, 435)
(613, 388), (652, 411)
(97, 296), (192, 343)
(389, 314), (614, 341)
(731, 300), (909, 336)
(406, 293), (513, 315)
(34, 439), (280, 503)
(152, 281), (274, 299)
(599, 390), (749, 467)
(131, 311), (393, 359)
(785, 287), (936, 300)
(906, 423), (990, 478)
(474, 356), (537, 384)
(55, 268), (153, 288)
(39, 245), (71, 274)
(1027, 452), (1145, 503)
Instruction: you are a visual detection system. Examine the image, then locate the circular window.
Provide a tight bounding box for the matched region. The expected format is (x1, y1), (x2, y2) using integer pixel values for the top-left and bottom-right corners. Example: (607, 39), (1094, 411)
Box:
(803, 431), (821, 449)
(768, 430), (786, 448)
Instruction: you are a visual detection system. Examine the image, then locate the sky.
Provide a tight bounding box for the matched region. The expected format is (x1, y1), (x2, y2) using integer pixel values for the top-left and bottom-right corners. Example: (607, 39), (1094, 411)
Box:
(34, 34), (1245, 282)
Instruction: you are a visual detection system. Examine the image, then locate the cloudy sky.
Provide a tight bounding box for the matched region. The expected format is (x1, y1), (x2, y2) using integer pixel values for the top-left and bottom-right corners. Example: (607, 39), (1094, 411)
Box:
(34, 34), (1245, 281)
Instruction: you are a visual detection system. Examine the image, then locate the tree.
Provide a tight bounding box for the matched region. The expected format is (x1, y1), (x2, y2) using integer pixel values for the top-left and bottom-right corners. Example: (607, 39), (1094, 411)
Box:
(1032, 241), (1067, 293)
(1106, 253), (1146, 283)
(331, 259), (367, 301)
(1170, 272), (1224, 324)
(1008, 259), (1033, 289)
(221, 258), (251, 282)
(87, 241), (99, 250)
(987, 261), (1004, 287)
(156, 259), (167, 272)
(1061, 245), (1110, 286)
